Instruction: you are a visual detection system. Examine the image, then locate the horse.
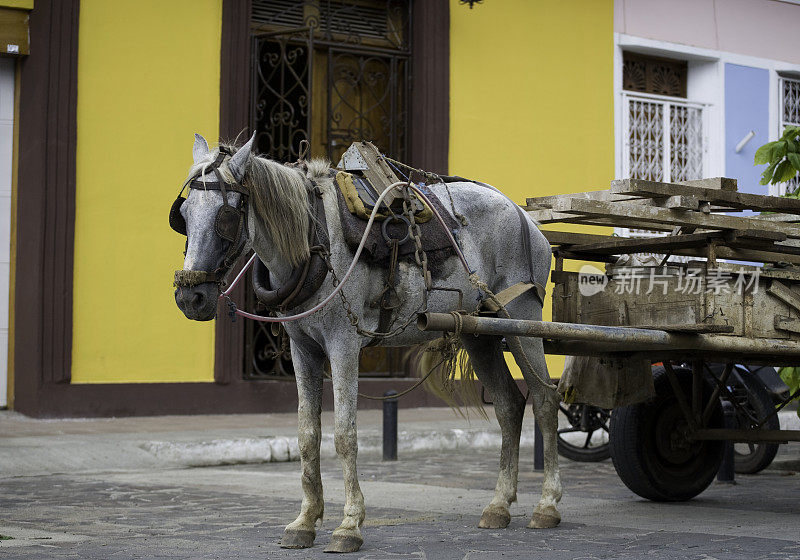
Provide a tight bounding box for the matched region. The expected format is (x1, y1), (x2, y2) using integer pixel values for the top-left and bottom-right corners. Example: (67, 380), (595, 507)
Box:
(172, 133), (562, 553)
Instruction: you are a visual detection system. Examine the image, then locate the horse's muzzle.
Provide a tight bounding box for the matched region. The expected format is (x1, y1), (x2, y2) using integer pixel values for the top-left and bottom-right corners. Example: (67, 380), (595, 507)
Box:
(175, 283), (219, 321)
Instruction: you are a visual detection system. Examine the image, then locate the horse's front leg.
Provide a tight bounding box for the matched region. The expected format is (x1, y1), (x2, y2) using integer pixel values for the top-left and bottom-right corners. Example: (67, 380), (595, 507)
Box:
(324, 339), (365, 553)
(281, 341), (326, 549)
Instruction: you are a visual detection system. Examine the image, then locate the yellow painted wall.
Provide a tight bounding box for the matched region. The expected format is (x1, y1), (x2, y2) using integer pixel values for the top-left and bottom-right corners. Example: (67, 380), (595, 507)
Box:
(71, 0), (222, 383)
(449, 0), (614, 378)
(0, 1), (33, 9)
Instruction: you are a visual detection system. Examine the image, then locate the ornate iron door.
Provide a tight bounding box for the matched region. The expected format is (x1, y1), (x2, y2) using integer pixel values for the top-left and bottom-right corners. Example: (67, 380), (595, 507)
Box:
(244, 0), (411, 380)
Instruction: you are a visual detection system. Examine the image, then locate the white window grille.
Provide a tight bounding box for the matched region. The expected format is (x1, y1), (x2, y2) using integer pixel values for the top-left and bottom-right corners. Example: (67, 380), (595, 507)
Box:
(619, 92), (708, 261)
(622, 92), (706, 183)
(780, 76), (800, 195)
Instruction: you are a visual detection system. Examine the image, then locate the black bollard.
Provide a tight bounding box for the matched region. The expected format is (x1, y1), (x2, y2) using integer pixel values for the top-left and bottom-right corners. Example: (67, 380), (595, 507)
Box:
(533, 420), (544, 472)
(383, 390), (398, 461)
(716, 400), (736, 484)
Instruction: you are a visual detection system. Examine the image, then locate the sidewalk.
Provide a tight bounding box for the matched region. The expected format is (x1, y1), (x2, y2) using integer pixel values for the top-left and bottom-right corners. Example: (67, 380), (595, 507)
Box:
(1, 407), (798, 477)
(0, 407), (531, 476)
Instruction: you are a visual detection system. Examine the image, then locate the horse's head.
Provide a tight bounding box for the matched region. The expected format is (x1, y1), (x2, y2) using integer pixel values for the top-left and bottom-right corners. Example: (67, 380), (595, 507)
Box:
(171, 133), (254, 321)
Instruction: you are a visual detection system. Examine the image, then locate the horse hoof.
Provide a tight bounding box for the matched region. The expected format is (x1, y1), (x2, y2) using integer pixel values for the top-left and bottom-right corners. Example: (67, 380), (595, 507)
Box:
(528, 511), (561, 529)
(280, 529), (316, 549)
(478, 506), (511, 529)
(324, 533), (363, 553)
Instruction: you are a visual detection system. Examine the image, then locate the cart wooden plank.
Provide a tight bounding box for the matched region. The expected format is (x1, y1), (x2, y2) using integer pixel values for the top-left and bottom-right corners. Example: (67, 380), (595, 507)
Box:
(611, 178), (800, 214)
(526, 192), (699, 211)
(550, 197), (800, 239)
(677, 177), (737, 191)
(561, 245), (800, 265)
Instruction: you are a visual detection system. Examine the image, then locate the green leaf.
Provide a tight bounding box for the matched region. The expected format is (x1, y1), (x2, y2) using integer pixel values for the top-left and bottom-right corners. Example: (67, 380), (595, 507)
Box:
(777, 160), (799, 183)
(760, 159), (779, 185)
(789, 152), (800, 172)
(774, 141), (788, 160)
(754, 141), (778, 165)
(787, 138), (798, 153)
(782, 126), (800, 141)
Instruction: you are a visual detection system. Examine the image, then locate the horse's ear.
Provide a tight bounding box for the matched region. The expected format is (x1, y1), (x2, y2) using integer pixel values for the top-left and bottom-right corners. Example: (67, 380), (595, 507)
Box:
(192, 133), (209, 164)
(228, 132), (256, 183)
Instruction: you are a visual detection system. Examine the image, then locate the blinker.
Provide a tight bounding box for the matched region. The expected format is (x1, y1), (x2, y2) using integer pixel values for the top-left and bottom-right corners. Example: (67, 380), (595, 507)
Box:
(169, 196), (187, 235)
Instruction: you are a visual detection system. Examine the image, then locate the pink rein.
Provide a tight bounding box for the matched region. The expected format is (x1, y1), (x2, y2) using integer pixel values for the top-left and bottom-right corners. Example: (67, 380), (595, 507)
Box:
(218, 181), (472, 323)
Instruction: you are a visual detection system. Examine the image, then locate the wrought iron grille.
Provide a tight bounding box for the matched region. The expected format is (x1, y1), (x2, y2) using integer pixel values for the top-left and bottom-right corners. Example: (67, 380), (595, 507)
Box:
(781, 77), (800, 195)
(623, 94), (704, 183)
(244, 0), (411, 380)
(623, 52), (687, 98)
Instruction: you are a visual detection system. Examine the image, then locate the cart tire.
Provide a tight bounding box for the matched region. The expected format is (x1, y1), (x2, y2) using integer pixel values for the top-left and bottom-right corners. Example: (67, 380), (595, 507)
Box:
(732, 373), (780, 474)
(610, 365), (724, 501)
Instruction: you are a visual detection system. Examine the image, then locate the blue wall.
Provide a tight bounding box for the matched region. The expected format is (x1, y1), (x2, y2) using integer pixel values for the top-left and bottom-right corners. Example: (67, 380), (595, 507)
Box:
(725, 63), (770, 195)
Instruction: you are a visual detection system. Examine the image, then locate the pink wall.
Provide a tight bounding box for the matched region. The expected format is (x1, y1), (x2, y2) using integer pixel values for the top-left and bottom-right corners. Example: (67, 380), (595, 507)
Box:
(615, 0), (800, 64)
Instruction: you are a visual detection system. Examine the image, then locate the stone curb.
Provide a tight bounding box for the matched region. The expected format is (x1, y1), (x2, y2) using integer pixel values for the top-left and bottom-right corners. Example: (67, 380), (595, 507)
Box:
(140, 411), (799, 470)
(140, 427), (520, 468)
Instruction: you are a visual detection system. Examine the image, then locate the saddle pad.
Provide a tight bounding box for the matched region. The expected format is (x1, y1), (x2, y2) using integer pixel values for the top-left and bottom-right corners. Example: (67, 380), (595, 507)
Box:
(333, 181), (461, 276)
(335, 171), (433, 223)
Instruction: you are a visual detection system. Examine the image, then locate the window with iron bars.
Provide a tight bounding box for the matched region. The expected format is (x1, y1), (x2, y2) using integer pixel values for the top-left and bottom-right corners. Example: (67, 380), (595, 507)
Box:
(780, 76), (800, 195)
(618, 53), (708, 254)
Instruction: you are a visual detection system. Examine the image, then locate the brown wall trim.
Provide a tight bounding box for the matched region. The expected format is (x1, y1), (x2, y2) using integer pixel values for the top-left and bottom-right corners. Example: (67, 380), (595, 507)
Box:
(26, 379), (461, 418)
(409, 0), (450, 174)
(14, 0), (79, 414)
(214, 0), (251, 385)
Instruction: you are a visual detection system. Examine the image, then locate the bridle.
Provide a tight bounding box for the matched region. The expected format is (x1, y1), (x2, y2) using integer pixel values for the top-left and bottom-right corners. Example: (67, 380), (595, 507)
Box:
(170, 147), (250, 288)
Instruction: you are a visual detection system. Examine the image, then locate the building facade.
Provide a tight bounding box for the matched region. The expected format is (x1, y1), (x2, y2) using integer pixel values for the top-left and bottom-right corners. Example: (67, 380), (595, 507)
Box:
(5, 0), (798, 417)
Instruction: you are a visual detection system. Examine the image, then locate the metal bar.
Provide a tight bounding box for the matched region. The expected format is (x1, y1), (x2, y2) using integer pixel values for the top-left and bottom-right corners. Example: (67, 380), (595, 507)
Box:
(418, 313), (800, 358)
(663, 361), (696, 429)
(692, 429), (800, 443)
(692, 359), (703, 423)
(533, 421), (544, 472)
(756, 386), (800, 429)
(716, 401), (736, 484)
(702, 363), (733, 426)
(383, 390), (398, 461)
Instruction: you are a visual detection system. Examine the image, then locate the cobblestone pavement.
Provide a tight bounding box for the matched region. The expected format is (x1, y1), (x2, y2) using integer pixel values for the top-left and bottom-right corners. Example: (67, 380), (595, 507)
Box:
(1, 446), (799, 559)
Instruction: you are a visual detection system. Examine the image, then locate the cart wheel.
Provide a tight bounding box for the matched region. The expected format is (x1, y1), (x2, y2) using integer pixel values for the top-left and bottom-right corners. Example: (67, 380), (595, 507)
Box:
(730, 371), (780, 474)
(610, 364), (723, 501)
(557, 404), (611, 462)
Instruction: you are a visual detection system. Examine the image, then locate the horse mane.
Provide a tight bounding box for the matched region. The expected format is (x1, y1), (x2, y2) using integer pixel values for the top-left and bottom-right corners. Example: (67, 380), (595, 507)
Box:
(188, 144), (331, 268)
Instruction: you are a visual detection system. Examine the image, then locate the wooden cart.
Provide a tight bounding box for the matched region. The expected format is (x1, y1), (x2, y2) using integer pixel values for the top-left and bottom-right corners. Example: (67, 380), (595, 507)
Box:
(420, 177), (800, 500)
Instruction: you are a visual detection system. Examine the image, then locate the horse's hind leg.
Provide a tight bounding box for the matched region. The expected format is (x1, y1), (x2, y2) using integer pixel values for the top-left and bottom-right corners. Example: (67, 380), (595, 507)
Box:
(462, 335), (527, 529)
(507, 334), (562, 529)
(325, 340), (365, 553)
(281, 342), (326, 549)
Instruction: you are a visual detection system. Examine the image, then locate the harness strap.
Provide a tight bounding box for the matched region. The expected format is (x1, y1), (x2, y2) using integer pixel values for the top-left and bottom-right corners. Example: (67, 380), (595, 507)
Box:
(479, 281), (546, 313)
(174, 269), (221, 287)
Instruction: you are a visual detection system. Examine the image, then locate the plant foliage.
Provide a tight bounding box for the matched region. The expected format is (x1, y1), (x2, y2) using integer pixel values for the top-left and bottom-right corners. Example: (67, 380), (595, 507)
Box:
(754, 126), (800, 188)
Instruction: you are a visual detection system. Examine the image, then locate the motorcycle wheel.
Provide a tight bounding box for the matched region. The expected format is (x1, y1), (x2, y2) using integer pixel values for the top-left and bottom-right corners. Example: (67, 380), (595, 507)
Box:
(557, 403), (611, 462)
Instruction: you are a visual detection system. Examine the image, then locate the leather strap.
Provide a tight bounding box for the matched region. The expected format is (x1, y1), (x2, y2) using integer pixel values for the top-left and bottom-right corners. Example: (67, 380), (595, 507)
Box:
(479, 281), (546, 313)
(173, 269), (221, 287)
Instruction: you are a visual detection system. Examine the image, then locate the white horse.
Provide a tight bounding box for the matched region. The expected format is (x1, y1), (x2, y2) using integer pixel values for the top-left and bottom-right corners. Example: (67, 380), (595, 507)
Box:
(172, 133), (562, 553)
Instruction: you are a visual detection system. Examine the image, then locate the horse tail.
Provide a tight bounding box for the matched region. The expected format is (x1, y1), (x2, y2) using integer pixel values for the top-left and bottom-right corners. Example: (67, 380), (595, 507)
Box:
(407, 337), (487, 420)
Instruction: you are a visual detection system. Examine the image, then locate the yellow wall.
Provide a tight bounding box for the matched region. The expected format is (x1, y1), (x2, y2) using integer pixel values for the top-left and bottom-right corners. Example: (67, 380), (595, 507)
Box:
(72, 0), (222, 383)
(449, 0), (614, 377)
(0, 1), (33, 9)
